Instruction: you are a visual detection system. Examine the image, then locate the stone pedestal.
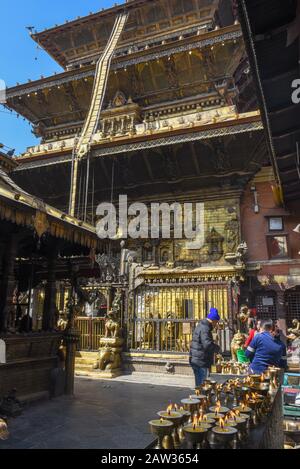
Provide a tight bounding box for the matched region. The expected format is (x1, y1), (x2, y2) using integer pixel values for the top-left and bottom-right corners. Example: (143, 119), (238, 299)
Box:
(93, 337), (124, 378)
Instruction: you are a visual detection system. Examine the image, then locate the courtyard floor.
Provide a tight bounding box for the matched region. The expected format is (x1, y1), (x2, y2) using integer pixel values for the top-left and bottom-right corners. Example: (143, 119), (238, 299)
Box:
(0, 374), (194, 449)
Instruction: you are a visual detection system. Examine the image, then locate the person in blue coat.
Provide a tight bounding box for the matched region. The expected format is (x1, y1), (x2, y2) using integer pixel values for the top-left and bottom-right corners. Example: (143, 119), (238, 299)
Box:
(245, 319), (286, 374)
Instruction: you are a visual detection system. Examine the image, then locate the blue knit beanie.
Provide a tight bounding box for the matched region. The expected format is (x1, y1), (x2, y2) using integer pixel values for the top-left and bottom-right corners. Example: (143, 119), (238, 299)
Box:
(207, 308), (220, 321)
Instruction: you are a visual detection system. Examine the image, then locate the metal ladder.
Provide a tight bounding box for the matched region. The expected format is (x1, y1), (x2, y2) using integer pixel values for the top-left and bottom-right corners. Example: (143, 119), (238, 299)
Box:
(76, 12), (128, 158)
(69, 11), (128, 217)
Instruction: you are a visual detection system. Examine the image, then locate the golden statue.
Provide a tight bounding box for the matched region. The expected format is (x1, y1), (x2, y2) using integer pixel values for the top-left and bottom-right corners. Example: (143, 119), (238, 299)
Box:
(231, 331), (247, 361)
(287, 319), (300, 340)
(105, 310), (122, 338)
(97, 344), (122, 372)
(57, 313), (68, 331)
(143, 313), (155, 349)
(237, 305), (251, 323)
(93, 308), (124, 378)
(164, 313), (176, 349)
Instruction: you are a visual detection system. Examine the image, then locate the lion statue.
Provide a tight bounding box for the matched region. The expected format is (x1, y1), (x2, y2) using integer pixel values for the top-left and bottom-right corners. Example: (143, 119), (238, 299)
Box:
(105, 310), (122, 339)
(231, 331), (247, 361)
(95, 345), (122, 371)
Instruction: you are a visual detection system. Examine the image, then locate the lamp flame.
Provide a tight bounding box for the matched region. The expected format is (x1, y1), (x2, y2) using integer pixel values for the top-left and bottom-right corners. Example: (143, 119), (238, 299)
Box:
(167, 404), (173, 415)
(219, 418), (225, 429)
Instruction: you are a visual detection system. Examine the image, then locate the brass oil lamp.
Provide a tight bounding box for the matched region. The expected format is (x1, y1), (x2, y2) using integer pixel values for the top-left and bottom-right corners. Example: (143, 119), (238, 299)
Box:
(209, 401), (230, 415)
(232, 402), (252, 419)
(200, 385), (213, 403)
(175, 405), (191, 443)
(198, 411), (215, 428)
(183, 417), (209, 449)
(209, 418), (238, 449)
(149, 418), (174, 449)
(190, 392), (207, 409)
(226, 411), (248, 442)
(268, 367), (281, 393)
(181, 397), (200, 415)
(245, 393), (263, 426)
(212, 383), (223, 404)
(158, 405), (183, 448)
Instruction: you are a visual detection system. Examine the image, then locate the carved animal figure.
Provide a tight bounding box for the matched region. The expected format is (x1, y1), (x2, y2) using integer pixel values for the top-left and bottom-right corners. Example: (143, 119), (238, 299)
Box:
(105, 310), (121, 338)
(231, 331), (247, 361)
(98, 345), (121, 371)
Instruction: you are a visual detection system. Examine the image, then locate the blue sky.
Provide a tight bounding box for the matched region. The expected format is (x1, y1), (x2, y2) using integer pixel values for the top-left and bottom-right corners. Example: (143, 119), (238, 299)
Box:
(0, 0), (120, 154)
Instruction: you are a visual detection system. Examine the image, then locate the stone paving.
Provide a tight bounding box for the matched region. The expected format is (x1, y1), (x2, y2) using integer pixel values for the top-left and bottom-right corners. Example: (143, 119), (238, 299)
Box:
(0, 376), (194, 449)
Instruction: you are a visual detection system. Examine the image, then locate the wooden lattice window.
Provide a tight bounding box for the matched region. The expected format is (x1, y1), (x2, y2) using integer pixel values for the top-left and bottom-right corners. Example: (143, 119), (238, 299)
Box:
(285, 288), (300, 327)
(254, 292), (277, 321)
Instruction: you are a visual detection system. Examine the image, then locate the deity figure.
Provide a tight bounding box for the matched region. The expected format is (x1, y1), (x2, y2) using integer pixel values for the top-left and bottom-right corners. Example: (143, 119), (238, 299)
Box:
(143, 313), (155, 349)
(224, 218), (239, 253)
(287, 319), (300, 340)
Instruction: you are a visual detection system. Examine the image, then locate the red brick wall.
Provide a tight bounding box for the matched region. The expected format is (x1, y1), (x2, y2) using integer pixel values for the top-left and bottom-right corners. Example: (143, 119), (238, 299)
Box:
(241, 178), (300, 265)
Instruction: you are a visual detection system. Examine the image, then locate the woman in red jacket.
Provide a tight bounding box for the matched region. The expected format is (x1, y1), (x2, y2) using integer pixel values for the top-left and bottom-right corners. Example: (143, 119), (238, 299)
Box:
(245, 318), (259, 348)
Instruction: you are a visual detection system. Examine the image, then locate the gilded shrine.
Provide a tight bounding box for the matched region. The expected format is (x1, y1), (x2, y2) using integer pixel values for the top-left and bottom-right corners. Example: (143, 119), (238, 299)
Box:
(3, 0), (268, 375)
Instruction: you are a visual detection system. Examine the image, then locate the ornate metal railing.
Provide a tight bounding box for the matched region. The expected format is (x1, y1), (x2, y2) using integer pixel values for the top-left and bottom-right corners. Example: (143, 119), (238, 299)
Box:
(126, 318), (231, 354)
(76, 316), (231, 354)
(76, 317), (106, 351)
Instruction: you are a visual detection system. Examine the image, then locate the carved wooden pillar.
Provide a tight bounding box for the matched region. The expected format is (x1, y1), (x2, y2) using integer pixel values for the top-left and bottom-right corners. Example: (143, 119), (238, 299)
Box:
(276, 290), (287, 341)
(0, 234), (18, 333)
(64, 326), (79, 396)
(42, 256), (57, 331)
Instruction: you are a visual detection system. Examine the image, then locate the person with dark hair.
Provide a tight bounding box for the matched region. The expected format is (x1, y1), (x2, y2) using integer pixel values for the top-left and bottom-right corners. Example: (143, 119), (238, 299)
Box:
(244, 318), (257, 348)
(272, 323), (287, 370)
(245, 319), (285, 374)
(189, 308), (221, 386)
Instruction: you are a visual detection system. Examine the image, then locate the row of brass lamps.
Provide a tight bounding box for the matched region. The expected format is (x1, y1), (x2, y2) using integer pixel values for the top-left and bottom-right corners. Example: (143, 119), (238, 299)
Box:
(149, 367), (281, 449)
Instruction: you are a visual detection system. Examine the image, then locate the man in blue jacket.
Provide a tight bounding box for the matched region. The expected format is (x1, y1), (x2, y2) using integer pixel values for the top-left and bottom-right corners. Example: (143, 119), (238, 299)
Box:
(189, 308), (221, 386)
(245, 319), (286, 374)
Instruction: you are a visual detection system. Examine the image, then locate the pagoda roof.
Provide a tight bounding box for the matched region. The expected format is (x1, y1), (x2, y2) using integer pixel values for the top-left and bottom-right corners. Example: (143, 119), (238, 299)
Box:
(0, 166), (99, 249)
(0, 150), (18, 172)
(31, 0), (232, 69)
(6, 25), (243, 133)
